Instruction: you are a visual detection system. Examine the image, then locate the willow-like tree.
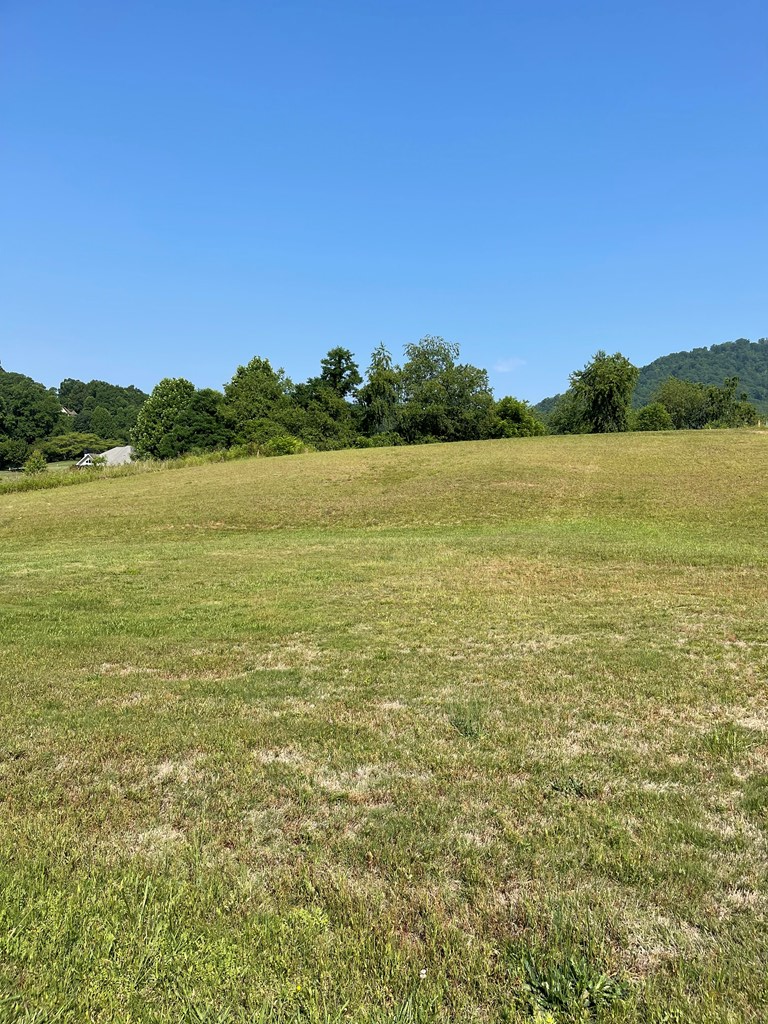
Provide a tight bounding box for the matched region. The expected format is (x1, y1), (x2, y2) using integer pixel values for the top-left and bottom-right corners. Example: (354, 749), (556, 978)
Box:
(570, 351), (639, 433)
(357, 344), (402, 435)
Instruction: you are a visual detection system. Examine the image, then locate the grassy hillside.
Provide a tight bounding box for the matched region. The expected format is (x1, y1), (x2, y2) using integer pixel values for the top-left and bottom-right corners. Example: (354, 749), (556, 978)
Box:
(1, 433), (767, 1022)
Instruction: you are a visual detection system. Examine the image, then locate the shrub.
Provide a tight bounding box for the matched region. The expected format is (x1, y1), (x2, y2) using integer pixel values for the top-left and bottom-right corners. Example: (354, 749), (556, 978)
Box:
(0, 438), (29, 469)
(368, 432), (405, 447)
(495, 396), (547, 437)
(23, 450), (47, 475)
(633, 403), (674, 431)
(260, 434), (305, 457)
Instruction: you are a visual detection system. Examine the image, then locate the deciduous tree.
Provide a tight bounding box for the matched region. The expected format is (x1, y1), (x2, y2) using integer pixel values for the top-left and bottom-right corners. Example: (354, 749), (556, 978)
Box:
(570, 351), (639, 433)
(132, 378), (196, 457)
(494, 396), (547, 437)
(319, 347), (362, 398)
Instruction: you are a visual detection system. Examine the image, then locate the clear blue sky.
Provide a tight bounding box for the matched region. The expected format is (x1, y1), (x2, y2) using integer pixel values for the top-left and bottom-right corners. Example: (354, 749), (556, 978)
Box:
(2, 0), (766, 402)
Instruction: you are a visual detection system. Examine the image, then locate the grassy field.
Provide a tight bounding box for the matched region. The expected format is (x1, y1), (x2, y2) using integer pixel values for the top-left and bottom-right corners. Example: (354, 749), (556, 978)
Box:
(0, 461), (74, 481)
(0, 430), (766, 1023)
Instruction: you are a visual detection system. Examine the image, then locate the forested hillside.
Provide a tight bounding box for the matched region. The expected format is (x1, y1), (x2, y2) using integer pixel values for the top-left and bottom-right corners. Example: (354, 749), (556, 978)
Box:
(0, 364), (148, 468)
(534, 337), (768, 416)
(58, 378), (149, 437)
(633, 337), (768, 411)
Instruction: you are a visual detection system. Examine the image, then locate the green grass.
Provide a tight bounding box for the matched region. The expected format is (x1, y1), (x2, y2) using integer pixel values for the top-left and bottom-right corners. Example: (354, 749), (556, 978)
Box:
(0, 460), (74, 480)
(0, 430), (767, 1023)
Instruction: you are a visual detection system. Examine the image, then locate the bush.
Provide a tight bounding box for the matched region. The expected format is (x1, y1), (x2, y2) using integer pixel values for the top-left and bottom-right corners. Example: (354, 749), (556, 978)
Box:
(495, 396), (547, 437)
(632, 402), (674, 431)
(368, 432), (405, 447)
(0, 438), (30, 469)
(260, 434), (305, 457)
(23, 450), (47, 475)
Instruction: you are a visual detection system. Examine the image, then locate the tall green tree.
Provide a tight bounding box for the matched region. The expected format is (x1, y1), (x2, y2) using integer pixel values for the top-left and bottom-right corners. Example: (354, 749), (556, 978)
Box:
(291, 379), (358, 449)
(398, 336), (496, 442)
(0, 368), (61, 443)
(89, 405), (116, 438)
(319, 347), (362, 398)
(157, 388), (231, 458)
(357, 344), (402, 436)
(652, 377), (709, 429)
(569, 351), (639, 433)
(221, 357), (293, 442)
(132, 378), (196, 457)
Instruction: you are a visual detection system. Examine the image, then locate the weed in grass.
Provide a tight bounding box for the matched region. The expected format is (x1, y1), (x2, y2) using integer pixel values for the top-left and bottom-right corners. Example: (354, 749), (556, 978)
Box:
(521, 951), (629, 1020)
(448, 699), (485, 740)
(549, 776), (597, 799)
(701, 723), (757, 761)
(506, 907), (631, 1023)
(742, 775), (768, 828)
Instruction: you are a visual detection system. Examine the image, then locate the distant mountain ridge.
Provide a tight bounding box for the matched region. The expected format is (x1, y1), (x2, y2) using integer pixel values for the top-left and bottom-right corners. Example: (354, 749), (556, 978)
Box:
(534, 338), (768, 416)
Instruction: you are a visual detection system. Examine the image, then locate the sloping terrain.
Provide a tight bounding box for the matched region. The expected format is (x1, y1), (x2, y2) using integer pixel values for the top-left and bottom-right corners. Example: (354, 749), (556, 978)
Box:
(0, 432), (766, 1022)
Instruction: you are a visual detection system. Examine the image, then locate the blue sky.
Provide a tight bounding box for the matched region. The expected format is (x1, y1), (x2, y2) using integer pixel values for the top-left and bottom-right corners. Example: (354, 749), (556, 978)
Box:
(1, 0), (766, 402)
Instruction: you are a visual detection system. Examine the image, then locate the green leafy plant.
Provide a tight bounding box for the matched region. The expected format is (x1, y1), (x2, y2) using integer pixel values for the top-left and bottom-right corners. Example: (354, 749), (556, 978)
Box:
(260, 434), (305, 457)
(522, 951), (629, 1018)
(702, 723), (756, 761)
(550, 776), (596, 799)
(449, 699), (485, 740)
(22, 449), (47, 475)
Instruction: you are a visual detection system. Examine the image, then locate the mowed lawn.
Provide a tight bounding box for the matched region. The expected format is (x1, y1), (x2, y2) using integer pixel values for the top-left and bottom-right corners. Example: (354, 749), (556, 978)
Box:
(0, 431), (766, 1023)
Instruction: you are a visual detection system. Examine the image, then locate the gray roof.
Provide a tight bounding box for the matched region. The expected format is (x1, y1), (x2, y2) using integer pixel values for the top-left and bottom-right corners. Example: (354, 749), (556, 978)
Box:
(101, 446), (134, 466)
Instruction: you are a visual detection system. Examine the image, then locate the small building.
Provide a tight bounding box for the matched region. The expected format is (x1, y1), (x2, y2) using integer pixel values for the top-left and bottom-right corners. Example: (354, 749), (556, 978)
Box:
(75, 445), (134, 469)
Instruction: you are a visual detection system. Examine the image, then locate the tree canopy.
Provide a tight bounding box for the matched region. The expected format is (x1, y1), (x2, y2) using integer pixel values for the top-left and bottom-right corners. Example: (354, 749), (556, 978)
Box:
(132, 378), (196, 457)
(397, 336), (497, 443)
(0, 368), (61, 444)
(653, 376), (757, 430)
(3, 333), (761, 465)
(58, 378), (148, 439)
(569, 351), (639, 433)
(634, 338), (768, 414)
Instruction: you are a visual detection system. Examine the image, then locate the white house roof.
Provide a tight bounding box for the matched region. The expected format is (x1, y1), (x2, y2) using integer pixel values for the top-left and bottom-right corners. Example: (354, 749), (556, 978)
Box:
(101, 446), (134, 466)
(75, 446), (134, 468)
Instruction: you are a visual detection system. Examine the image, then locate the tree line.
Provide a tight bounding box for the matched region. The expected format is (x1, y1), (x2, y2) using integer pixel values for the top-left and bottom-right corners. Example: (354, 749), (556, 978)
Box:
(131, 338), (545, 459)
(0, 370), (148, 468)
(0, 339), (760, 470)
(545, 352), (758, 435)
(131, 342), (759, 459)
